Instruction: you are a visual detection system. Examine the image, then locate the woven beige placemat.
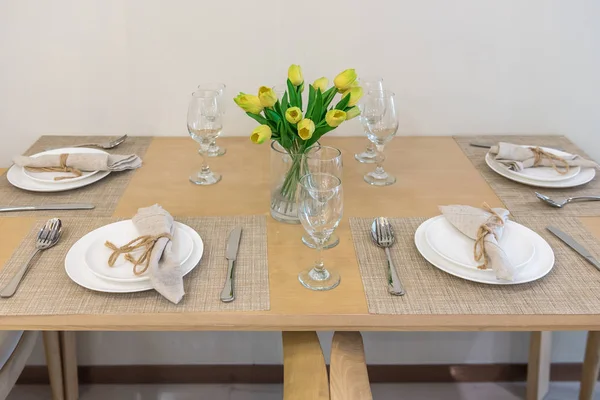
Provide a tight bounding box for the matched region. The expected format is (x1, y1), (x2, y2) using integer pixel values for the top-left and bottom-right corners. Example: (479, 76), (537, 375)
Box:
(454, 135), (600, 217)
(0, 215), (269, 315)
(0, 136), (152, 217)
(350, 216), (600, 315)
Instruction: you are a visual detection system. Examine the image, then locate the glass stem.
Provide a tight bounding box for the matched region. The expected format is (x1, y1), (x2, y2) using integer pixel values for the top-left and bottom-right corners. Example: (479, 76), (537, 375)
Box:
(208, 140), (217, 154)
(199, 141), (211, 173)
(314, 242), (325, 272)
(374, 144), (386, 173)
(366, 141), (375, 153)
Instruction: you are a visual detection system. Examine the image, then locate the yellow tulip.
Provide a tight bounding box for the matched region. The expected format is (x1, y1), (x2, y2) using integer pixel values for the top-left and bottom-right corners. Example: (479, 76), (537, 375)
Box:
(334, 68), (357, 92)
(312, 77), (328, 92)
(250, 125), (272, 144)
(234, 92), (263, 114)
(258, 86), (277, 108)
(288, 64), (304, 86)
(325, 109), (346, 127)
(345, 106), (361, 120)
(342, 86), (363, 107)
(285, 107), (302, 124)
(297, 118), (315, 140)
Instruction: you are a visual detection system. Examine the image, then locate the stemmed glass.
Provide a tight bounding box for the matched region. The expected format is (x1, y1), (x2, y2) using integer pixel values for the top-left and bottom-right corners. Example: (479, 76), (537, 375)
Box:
(187, 90), (222, 185)
(363, 90), (398, 186)
(300, 146), (343, 250)
(354, 77), (384, 163)
(297, 173), (343, 291)
(197, 83), (227, 157)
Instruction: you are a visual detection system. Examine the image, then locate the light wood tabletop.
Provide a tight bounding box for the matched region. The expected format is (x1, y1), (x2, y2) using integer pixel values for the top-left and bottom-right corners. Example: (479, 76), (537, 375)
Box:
(1, 136), (599, 331)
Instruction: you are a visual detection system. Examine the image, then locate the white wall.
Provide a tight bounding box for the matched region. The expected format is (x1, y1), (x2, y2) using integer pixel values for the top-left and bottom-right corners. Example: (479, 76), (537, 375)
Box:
(0, 0), (598, 366)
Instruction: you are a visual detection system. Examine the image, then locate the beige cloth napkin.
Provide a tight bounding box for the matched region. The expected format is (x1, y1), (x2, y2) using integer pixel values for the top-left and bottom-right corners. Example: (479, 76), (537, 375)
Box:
(439, 205), (516, 281)
(13, 153), (142, 172)
(131, 205), (184, 304)
(489, 142), (598, 172)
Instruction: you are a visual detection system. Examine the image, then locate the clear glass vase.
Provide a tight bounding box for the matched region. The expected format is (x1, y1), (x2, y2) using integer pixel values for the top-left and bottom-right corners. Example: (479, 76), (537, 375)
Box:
(270, 141), (303, 224)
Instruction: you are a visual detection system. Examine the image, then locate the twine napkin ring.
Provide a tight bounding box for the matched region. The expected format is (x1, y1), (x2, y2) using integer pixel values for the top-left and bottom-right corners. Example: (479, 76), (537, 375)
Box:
(529, 146), (570, 175)
(105, 233), (172, 276)
(25, 153), (83, 181)
(473, 203), (505, 270)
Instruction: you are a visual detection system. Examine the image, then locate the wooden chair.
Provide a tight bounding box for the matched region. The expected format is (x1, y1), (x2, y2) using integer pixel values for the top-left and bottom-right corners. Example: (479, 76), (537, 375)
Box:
(330, 332), (372, 400)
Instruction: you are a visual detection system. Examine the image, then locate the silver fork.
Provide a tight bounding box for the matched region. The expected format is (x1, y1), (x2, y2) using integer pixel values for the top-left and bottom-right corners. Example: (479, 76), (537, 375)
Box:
(535, 192), (600, 208)
(370, 217), (406, 296)
(47, 134), (128, 150)
(0, 218), (62, 298)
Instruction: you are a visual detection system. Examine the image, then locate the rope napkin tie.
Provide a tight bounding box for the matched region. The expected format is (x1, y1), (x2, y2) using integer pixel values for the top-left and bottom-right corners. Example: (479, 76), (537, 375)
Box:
(473, 203), (505, 270)
(25, 153), (83, 181)
(528, 146), (570, 175)
(105, 233), (173, 275)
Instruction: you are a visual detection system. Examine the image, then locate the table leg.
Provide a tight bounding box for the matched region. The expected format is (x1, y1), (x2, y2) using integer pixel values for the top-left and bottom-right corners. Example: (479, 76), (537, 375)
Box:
(527, 331), (552, 400)
(42, 331), (65, 400)
(59, 331), (79, 400)
(282, 332), (329, 400)
(580, 331), (600, 400)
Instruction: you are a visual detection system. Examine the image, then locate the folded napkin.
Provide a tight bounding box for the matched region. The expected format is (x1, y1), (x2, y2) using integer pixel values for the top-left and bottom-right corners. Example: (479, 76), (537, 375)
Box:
(439, 204), (515, 281)
(105, 205), (184, 304)
(489, 142), (598, 173)
(14, 153), (142, 180)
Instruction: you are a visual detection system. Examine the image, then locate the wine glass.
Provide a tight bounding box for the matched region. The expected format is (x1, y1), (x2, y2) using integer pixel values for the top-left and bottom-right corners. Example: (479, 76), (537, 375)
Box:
(297, 173), (343, 291)
(363, 90), (398, 186)
(197, 83), (227, 157)
(354, 76), (384, 163)
(187, 90), (222, 185)
(300, 146), (343, 250)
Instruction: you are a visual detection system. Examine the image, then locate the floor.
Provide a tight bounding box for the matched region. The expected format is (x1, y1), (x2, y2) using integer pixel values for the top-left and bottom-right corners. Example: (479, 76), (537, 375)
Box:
(8, 382), (600, 399)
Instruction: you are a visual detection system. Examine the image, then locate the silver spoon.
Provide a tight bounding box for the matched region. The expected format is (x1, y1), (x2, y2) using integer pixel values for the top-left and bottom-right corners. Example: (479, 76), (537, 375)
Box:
(370, 217), (405, 296)
(0, 218), (62, 298)
(535, 192), (600, 208)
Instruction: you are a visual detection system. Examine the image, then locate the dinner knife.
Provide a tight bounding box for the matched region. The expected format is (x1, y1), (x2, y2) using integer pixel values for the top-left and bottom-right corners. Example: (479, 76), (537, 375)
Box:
(547, 226), (600, 272)
(0, 203), (95, 212)
(220, 226), (243, 303)
(469, 142), (493, 149)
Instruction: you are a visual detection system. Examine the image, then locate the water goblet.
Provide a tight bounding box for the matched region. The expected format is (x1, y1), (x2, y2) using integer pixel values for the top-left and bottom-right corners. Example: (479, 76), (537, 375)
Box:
(355, 76), (384, 163)
(188, 90), (222, 185)
(197, 83), (227, 157)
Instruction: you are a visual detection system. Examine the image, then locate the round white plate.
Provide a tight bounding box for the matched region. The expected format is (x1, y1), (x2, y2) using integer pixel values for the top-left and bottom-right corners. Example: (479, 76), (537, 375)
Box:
(84, 220), (194, 283)
(22, 148), (102, 184)
(425, 216), (535, 271)
(8, 148), (110, 192)
(65, 222), (203, 293)
(486, 153), (596, 188)
(500, 146), (581, 182)
(415, 217), (554, 285)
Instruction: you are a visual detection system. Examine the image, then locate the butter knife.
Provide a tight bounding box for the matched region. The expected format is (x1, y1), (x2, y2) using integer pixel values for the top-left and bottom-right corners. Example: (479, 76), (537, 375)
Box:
(547, 226), (600, 271)
(0, 204), (95, 212)
(220, 226), (243, 303)
(469, 142), (494, 149)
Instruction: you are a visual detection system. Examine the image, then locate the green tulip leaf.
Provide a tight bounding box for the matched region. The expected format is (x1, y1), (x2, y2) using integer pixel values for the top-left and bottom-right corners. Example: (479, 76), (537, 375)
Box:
(265, 108), (281, 122)
(246, 112), (269, 126)
(311, 90), (323, 123)
(287, 79), (297, 108)
(335, 93), (350, 110)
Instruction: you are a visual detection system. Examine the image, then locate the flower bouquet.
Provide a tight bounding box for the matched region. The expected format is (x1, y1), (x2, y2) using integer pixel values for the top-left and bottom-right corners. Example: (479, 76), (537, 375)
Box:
(234, 65), (361, 223)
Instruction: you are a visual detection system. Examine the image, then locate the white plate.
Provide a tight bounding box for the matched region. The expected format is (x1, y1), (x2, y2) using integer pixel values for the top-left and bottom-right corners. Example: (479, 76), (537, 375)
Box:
(22, 148), (101, 184)
(85, 220), (194, 283)
(425, 216), (535, 271)
(65, 222), (203, 293)
(7, 148), (110, 192)
(415, 217), (554, 285)
(486, 153), (596, 188)
(499, 146), (581, 182)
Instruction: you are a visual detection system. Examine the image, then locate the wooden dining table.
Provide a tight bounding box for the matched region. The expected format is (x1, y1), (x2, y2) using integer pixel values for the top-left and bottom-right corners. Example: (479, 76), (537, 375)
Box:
(0, 136), (599, 399)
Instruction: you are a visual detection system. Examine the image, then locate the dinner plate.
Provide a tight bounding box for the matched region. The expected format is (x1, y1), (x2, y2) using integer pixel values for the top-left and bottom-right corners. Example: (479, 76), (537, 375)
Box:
(84, 220), (194, 283)
(425, 216), (535, 271)
(415, 217), (554, 285)
(65, 222), (203, 293)
(496, 146), (581, 182)
(7, 148), (111, 192)
(22, 148), (102, 184)
(485, 153), (596, 188)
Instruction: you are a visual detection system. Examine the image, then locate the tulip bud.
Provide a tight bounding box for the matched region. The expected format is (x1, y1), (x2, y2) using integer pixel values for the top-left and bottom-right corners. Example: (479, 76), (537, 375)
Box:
(285, 107), (302, 124)
(312, 77), (328, 92)
(297, 118), (315, 140)
(288, 64), (304, 87)
(258, 86), (277, 108)
(250, 125), (272, 144)
(334, 69), (358, 92)
(345, 106), (361, 120)
(234, 92), (263, 114)
(325, 109), (346, 127)
(342, 86), (363, 107)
